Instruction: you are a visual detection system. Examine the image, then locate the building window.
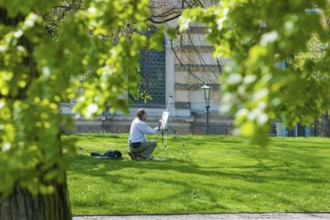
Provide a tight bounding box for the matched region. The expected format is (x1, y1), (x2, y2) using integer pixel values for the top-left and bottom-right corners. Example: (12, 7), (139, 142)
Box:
(133, 27), (166, 107)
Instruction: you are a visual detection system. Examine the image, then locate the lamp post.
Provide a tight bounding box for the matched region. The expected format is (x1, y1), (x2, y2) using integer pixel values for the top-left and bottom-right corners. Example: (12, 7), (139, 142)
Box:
(201, 82), (213, 135)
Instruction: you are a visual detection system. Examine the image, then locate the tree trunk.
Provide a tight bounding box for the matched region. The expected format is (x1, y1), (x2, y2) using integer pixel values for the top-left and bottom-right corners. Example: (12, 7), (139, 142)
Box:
(1, 6), (73, 220)
(0, 179), (72, 220)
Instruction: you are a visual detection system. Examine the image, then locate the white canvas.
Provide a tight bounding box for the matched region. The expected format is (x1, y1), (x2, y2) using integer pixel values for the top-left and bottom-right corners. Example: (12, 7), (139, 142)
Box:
(160, 111), (169, 129)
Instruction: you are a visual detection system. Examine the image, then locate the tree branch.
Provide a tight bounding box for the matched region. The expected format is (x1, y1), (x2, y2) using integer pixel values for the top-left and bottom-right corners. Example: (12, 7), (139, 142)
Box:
(170, 39), (205, 83)
(148, 13), (181, 24)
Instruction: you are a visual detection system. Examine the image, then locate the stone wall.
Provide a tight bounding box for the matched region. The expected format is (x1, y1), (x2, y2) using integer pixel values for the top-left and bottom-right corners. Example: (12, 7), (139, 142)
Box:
(63, 113), (234, 135)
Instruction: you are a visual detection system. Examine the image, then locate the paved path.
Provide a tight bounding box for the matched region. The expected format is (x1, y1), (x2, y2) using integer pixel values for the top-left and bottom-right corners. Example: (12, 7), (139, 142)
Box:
(73, 213), (330, 220)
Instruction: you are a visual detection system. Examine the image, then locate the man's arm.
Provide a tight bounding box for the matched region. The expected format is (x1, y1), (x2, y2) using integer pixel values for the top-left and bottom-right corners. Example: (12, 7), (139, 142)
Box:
(138, 121), (161, 135)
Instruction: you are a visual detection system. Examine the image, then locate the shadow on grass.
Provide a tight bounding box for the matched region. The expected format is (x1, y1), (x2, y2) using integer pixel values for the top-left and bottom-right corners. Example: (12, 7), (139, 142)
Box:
(68, 145), (329, 186)
(67, 135), (330, 213)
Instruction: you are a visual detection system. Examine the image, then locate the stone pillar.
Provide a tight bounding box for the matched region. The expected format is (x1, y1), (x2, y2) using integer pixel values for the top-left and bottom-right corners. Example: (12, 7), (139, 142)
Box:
(165, 38), (176, 116)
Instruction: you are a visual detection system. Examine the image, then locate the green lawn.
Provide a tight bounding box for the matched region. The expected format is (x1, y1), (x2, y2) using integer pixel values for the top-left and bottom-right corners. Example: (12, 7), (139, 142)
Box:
(65, 134), (330, 215)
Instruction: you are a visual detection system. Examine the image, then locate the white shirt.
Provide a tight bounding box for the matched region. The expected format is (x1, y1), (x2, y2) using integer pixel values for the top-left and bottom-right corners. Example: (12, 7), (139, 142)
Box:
(128, 118), (159, 143)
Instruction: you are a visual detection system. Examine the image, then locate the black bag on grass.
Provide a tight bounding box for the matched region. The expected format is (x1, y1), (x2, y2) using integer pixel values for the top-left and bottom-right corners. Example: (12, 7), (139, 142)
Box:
(90, 150), (122, 160)
(103, 150), (122, 160)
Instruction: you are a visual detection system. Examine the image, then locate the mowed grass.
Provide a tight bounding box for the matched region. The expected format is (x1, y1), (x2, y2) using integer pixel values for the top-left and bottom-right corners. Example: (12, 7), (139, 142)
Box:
(65, 134), (330, 215)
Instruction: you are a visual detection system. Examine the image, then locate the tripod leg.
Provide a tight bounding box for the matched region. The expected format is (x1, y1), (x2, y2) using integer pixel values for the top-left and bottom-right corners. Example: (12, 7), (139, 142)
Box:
(169, 118), (193, 162)
(164, 128), (167, 161)
(182, 144), (193, 162)
(160, 128), (167, 161)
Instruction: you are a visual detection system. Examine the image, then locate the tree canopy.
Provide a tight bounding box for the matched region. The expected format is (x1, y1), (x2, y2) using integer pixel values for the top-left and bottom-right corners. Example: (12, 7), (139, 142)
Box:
(0, 0), (164, 196)
(179, 0), (330, 145)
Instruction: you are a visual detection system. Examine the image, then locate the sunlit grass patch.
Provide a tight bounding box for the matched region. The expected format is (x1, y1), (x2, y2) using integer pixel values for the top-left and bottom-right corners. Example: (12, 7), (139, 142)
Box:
(65, 134), (330, 215)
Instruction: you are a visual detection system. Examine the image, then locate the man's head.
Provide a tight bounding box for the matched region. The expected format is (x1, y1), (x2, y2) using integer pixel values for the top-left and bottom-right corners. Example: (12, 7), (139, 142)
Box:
(136, 109), (147, 121)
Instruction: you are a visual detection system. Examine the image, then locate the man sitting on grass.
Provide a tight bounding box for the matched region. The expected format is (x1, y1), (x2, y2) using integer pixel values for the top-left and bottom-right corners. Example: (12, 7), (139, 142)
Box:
(128, 109), (162, 161)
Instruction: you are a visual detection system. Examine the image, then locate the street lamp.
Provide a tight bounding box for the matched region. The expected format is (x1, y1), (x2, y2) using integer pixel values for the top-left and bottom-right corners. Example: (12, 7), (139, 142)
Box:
(201, 82), (213, 135)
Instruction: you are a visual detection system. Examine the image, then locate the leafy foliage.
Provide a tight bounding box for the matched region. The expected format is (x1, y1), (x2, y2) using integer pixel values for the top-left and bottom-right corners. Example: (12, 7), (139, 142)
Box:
(0, 0), (161, 195)
(179, 0), (330, 145)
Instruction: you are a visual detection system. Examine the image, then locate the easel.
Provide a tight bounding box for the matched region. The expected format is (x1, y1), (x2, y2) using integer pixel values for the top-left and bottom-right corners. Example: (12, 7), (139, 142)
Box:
(159, 96), (193, 162)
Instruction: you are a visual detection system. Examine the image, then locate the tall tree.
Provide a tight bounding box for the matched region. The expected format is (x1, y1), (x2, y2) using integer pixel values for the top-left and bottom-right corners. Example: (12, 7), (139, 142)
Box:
(179, 0), (330, 145)
(0, 0), (160, 219)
